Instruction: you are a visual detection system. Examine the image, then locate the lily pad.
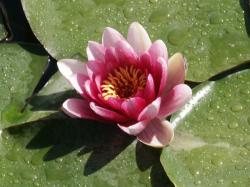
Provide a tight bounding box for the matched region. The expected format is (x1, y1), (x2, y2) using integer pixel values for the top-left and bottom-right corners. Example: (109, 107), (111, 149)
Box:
(0, 119), (173, 186)
(21, 0), (250, 81)
(160, 70), (250, 187)
(0, 43), (49, 129)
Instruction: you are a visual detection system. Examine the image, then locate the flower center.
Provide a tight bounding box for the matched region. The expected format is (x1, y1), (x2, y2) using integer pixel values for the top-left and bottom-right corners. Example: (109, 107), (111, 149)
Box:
(101, 65), (147, 100)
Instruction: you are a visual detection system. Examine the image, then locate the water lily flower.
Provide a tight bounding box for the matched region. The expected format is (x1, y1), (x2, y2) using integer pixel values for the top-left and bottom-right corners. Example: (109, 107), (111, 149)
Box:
(57, 22), (192, 148)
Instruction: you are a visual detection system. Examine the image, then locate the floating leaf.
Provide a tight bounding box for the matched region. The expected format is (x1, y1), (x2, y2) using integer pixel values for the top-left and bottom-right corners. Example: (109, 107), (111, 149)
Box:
(21, 0), (250, 81)
(161, 70), (250, 186)
(0, 119), (173, 186)
(0, 43), (48, 129)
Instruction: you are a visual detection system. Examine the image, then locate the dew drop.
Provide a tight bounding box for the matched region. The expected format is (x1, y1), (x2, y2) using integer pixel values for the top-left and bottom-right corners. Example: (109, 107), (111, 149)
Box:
(211, 158), (223, 166)
(217, 179), (224, 184)
(243, 142), (250, 151)
(149, 0), (158, 3)
(240, 89), (250, 95)
(232, 180), (237, 184)
(167, 27), (188, 46)
(231, 104), (243, 112)
(207, 116), (214, 121)
(235, 164), (247, 171)
(247, 117), (250, 125)
(5, 151), (18, 162)
(123, 7), (135, 19)
(45, 168), (70, 181)
(14, 179), (20, 184)
(31, 148), (49, 166)
(33, 182), (40, 187)
(228, 122), (239, 129)
(149, 9), (167, 23)
(240, 150), (248, 159)
(194, 180), (202, 185)
(209, 13), (220, 24)
(20, 170), (37, 180)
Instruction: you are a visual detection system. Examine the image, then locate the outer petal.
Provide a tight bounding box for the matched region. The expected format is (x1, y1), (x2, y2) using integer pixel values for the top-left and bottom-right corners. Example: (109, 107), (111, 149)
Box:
(137, 118), (174, 148)
(86, 41), (105, 61)
(159, 84), (192, 118)
(127, 22), (152, 55)
(57, 59), (87, 80)
(90, 102), (127, 123)
(121, 97), (146, 120)
(102, 27), (125, 48)
(138, 97), (161, 121)
(164, 53), (186, 93)
(148, 40), (168, 62)
(118, 120), (149, 135)
(62, 98), (100, 120)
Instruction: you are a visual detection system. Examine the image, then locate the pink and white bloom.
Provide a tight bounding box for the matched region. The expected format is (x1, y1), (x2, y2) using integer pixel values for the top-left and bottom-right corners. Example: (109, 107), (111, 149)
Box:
(57, 22), (192, 148)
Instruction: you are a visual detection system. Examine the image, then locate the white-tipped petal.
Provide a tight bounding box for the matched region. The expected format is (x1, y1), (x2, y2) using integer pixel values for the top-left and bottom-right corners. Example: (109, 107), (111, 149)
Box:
(127, 22), (152, 55)
(86, 41), (105, 61)
(118, 120), (149, 136)
(137, 119), (174, 148)
(57, 59), (87, 80)
(164, 53), (186, 93)
(62, 99), (98, 120)
(102, 27), (125, 48)
(138, 97), (161, 121)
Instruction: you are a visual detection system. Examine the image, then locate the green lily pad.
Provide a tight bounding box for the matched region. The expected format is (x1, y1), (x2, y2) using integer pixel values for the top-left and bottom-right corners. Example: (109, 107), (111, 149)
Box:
(21, 0), (250, 81)
(0, 119), (173, 186)
(160, 70), (250, 187)
(0, 43), (49, 129)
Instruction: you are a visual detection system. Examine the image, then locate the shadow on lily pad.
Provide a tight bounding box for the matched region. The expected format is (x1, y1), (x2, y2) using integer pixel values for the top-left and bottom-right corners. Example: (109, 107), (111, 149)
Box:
(239, 0), (250, 37)
(26, 118), (134, 176)
(136, 142), (174, 187)
(28, 90), (77, 111)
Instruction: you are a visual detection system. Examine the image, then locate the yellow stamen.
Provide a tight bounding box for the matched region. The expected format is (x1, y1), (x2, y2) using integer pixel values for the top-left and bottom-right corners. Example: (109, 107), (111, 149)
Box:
(101, 65), (147, 100)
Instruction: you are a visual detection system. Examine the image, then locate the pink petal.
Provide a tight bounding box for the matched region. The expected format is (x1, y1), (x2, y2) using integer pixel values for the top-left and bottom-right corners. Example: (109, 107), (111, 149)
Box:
(105, 97), (124, 111)
(138, 97), (161, 121)
(90, 102), (127, 123)
(139, 52), (152, 70)
(69, 73), (88, 95)
(115, 40), (137, 65)
(127, 22), (152, 55)
(102, 27), (125, 48)
(62, 98), (100, 120)
(121, 97), (146, 120)
(83, 80), (102, 104)
(118, 120), (150, 135)
(148, 40), (168, 62)
(137, 118), (174, 148)
(86, 60), (105, 81)
(57, 59), (87, 80)
(94, 75), (103, 93)
(143, 74), (155, 102)
(86, 41), (105, 61)
(156, 57), (168, 96)
(104, 47), (120, 72)
(164, 53), (186, 93)
(159, 84), (192, 118)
